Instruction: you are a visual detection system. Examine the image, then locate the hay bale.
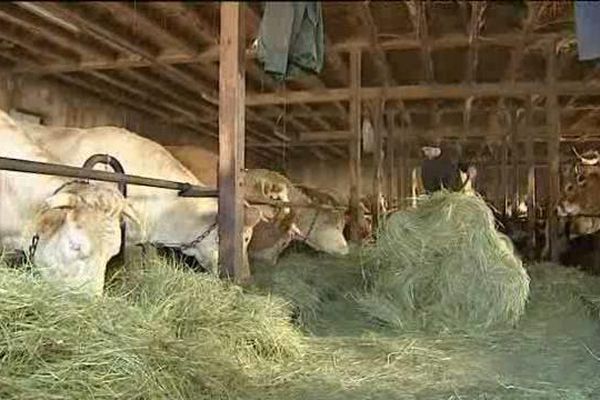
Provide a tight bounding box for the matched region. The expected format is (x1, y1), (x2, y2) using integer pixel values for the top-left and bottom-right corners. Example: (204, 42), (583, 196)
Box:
(0, 255), (303, 399)
(358, 191), (530, 332)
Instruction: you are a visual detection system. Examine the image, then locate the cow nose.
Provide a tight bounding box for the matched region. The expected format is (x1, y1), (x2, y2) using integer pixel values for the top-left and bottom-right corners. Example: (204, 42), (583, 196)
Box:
(69, 239), (82, 252)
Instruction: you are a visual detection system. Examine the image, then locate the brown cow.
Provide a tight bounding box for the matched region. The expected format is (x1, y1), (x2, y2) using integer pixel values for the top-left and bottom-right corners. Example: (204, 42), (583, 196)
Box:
(248, 184), (349, 266)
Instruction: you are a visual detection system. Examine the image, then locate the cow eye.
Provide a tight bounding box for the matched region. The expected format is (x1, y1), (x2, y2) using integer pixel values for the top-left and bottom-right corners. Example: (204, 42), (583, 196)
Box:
(576, 174), (586, 185)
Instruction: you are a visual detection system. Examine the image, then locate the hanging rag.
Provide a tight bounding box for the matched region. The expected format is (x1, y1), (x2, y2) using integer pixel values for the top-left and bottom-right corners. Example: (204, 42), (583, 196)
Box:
(256, 2), (324, 81)
(574, 1), (600, 61)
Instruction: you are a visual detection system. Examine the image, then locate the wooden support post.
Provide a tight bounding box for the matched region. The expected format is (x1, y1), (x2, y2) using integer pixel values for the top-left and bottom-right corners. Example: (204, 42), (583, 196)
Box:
(386, 110), (397, 208)
(348, 49), (362, 242)
(510, 106), (520, 216)
(500, 140), (508, 216)
(397, 122), (407, 208)
(372, 100), (384, 232)
(411, 165), (418, 208)
(546, 40), (561, 262)
(218, 2), (249, 282)
(524, 96), (537, 255)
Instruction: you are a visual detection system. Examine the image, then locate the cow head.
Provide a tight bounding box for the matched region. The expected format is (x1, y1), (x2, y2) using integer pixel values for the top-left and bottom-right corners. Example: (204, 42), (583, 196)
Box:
(31, 182), (139, 296)
(566, 216), (600, 239)
(244, 169), (293, 224)
(557, 165), (600, 217)
(291, 186), (349, 256)
(248, 209), (296, 266)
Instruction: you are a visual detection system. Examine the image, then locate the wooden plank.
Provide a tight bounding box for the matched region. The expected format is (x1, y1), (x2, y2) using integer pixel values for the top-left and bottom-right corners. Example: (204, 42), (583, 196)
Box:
(245, 81), (600, 106)
(386, 110), (397, 207)
(510, 106), (520, 216)
(10, 30), (572, 75)
(398, 122), (409, 208)
(372, 100), (384, 232)
(546, 40), (561, 262)
(524, 96), (536, 255)
(348, 49), (362, 242)
(218, 2), (248, 282)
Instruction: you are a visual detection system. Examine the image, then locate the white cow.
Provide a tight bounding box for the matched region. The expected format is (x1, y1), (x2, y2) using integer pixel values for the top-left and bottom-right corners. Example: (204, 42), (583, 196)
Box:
(20, 122), (291, 276)
(31, 181), (138, 296)
(0, 110), (137, 295)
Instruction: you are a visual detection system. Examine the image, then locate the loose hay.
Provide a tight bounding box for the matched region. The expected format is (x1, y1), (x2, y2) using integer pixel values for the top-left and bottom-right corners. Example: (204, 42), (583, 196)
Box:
(0, 254), (303, 399)
(358, 191), (530, 332)
(248, 258), (600, 400)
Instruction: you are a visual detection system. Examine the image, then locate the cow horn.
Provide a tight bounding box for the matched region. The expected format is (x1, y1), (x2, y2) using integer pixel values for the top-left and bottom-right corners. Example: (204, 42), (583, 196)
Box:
(572, 147), (600, 165)
(44, 192), (78, 210)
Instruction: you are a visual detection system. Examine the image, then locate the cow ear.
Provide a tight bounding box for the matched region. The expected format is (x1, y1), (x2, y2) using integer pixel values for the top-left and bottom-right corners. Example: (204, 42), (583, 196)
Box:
(44, 192), (78, 210)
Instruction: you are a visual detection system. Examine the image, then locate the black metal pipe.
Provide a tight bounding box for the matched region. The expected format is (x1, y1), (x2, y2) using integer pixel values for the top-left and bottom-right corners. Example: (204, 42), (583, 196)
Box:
(82, 154), (128, 264)
(83, 154), (127, 197)
(0, 156), (349, 211)
(0, 156), (218, 197)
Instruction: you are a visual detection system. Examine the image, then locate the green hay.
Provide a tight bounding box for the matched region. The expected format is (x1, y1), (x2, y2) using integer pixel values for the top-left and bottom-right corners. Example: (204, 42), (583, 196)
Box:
(357, 191), (530, 332)
(251, 251), (366, 332)
(0, 254), (303, 399)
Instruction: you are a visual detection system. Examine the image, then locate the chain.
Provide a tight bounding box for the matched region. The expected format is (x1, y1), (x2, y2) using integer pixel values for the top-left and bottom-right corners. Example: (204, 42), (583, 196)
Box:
(27, 233), (39, 262)
(152, 221), (218, 250)
(294, 208), (320, 244)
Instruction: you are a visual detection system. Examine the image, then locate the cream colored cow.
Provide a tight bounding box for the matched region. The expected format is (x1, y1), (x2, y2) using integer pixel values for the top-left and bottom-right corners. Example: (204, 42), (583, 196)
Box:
(0, 110), (136, 296)
(21, 123), (291, 275)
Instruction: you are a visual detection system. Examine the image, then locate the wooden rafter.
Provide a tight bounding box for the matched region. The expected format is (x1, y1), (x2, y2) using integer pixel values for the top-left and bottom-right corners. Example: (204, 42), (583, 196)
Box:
(463, 1), (488, 139)
(246, 81), (600, 106)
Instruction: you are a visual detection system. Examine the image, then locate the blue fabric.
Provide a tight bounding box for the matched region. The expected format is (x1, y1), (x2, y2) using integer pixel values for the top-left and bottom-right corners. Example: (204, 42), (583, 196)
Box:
(575, 1), (600, 61)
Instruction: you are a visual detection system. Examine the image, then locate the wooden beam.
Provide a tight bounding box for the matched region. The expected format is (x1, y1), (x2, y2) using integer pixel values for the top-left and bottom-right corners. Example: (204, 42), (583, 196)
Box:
(0, 5), (109, 59)
(348, 49), (362, 242)
(245, 81), (600, 106)
(386, 111), (397, 205)
(463, 2), (487, 140)
(546, 40), (560, 262)
(29, 3), (219, 107)
(510, 106), (519, 216)
(500, 138), (509, 215)
(398, 120), (409, 207)
(407, 0), (434, 83)
(97, 2), (197, 53)
(371, 100), (384, 232)
(524, 96), (536, 256)
(9, 30), (572, 75)
(218, 2), (249, 282)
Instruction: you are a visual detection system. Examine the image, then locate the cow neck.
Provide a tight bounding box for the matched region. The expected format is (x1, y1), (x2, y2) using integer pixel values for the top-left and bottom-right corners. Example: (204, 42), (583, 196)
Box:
(0, 118), (69, 202)
(289, 185), (320, 230)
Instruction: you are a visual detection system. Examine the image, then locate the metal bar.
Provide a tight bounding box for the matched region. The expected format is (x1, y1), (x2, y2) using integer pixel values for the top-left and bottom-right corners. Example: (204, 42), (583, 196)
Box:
(82, 153), (127, 264)
(0, 157), (347, 211)
(0, 156), (218, 197)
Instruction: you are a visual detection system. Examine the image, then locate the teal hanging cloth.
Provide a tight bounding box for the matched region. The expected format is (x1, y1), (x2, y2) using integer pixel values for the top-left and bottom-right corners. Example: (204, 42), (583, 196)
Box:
(256, 1), (324, 81)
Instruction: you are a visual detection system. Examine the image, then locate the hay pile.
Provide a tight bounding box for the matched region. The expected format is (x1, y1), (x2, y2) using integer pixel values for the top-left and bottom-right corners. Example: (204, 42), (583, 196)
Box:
(358, 191), (530, 332)
(0, 255), (303, 399)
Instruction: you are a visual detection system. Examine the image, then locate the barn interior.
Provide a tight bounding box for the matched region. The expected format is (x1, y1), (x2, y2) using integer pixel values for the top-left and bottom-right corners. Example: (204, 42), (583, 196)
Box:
(1, 1), (600, 399)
